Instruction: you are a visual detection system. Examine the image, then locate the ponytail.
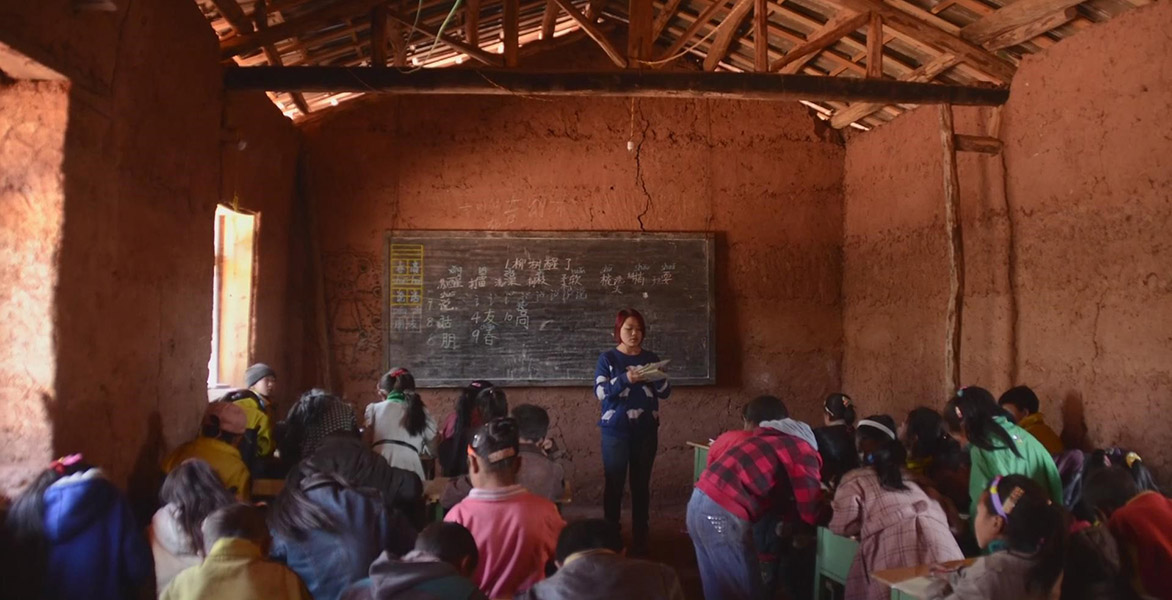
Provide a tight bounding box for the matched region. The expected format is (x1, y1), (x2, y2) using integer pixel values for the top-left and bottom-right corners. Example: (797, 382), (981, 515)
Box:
(985, 475), (1068, 594)
(858, 415), (907, 491)
(943, 387), (1021, 458)
(383, 369), (428, 438)
(824, 393), (857, 426)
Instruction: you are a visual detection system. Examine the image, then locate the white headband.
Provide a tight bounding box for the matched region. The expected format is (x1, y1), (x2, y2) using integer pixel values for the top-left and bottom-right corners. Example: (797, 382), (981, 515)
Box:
(858, 419), (896, 440)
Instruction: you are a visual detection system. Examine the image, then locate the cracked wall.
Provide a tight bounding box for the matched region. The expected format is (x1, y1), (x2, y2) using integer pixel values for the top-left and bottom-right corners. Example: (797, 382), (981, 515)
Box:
(300, 90), (846, 506)
(843, 0), (1172, 483)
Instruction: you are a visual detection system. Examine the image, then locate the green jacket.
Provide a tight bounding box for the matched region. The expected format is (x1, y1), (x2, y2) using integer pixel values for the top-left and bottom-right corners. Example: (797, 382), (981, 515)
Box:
(967, 416), (1063, 517)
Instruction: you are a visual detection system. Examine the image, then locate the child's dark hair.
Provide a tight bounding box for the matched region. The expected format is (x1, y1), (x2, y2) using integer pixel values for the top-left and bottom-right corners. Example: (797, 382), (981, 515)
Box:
(160, 459), (235, 555)
(943, 386), (1021, 457)
(3, 457), (93, 598)
(470, 417), (520, 475)
(743, 395), (788, 425)
(613, 308), (647, 343)
(202, 504), (269, 551)
(512, 404), (551, 441)
(998, 385), (1040, 416)
(857, 414), (907, 491)
(267, 466), (343, 541)
(555, 518), (623, 563)
(414, 522), (479, 570)
(380, 368), (428, 438)
(983, 475), (1068, 594)
(1084, 448), (1161, 496)
(280, 388), (355, 463)
(824, 393), (857, 425)
(1081, 466), (1138, 519)
(904, 407), (962, 461)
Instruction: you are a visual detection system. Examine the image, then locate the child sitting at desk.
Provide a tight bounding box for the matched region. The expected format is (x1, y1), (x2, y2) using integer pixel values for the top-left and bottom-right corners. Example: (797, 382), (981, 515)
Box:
(830, 415), (963, 600)
(1082, 465), (1172, 600)
(925, 475), (1068, 600)
(997, 386), (1063, 455)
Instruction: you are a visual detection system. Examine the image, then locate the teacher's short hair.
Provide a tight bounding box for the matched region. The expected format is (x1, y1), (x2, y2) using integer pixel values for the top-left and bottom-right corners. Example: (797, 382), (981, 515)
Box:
(613, 308), (647, 342)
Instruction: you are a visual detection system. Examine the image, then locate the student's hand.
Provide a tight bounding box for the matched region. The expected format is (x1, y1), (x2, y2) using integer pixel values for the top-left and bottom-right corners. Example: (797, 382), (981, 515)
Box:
(626, 366), (644, 383)
(539, 438), (555, 453)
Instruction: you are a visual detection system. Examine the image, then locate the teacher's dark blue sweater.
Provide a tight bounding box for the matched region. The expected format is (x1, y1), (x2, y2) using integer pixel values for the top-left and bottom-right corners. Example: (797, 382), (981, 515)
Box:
(594, 348), (672, 438)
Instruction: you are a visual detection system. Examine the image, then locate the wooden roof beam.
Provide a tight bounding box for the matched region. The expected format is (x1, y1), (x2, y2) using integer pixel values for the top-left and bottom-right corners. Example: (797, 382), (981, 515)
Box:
(772, 10), (869, 73)
(961, 0), (1085, 42)
(551, 0), (628, 66)
(703, 0), (754, 71)
(754, 0), (769, 71)
(225, 67), (1010, 106)
(466, 0), (482, 45)
(387, 9), (504, 65)
(980, 5), (1077, 50)
(829, 0), (1016, 81)
(504, 0), (520, 66)
(829, 52), (959, 127)
(652, 0), (685, 39)
(253, 0), (310, 115)
(866, 12), (882, 78)
(541, 0), (559, 39)
(657, 0), (729, 61)
(209, 0), (254, 34)
(370, 5), (389, 65)
(629, 0), (655, 61)
(221, 0), (390, 58)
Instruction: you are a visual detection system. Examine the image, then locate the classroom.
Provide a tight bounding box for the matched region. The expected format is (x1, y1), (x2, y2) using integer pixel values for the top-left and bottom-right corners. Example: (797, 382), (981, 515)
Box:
(0, 0), (1169, 598)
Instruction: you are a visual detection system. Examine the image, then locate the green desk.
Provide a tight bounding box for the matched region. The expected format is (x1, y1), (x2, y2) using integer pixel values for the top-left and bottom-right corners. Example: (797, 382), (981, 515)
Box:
(814, 527), (858, 600)
(687, 441), (709, 483)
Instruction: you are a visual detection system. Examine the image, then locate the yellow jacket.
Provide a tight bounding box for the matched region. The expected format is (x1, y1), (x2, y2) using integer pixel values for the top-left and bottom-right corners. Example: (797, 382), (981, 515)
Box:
(163, 437), (252, 501)
(1018, 413), (1064, 455)
(161, 538), (310, 600)
(234, 395), (275, 458)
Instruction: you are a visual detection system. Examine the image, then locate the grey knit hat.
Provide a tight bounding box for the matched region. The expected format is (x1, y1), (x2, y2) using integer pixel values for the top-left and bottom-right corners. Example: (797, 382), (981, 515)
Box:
(245, 363), (276, 388)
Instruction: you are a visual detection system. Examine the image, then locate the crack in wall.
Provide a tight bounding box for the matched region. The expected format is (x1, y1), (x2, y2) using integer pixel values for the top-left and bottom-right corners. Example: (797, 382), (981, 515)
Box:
(633, 103), (653, 232)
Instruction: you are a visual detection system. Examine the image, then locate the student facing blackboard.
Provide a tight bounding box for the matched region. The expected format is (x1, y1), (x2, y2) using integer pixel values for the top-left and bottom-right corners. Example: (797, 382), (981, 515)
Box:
(592, 308), (672, 556)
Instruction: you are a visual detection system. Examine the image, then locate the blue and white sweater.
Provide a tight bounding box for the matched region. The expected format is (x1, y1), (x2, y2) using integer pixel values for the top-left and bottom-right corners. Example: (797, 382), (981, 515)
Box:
(594, 348), (672, 437)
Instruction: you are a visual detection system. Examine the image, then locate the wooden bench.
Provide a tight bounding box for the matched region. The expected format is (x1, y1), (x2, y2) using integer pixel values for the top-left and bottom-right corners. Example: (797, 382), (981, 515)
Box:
(813, 527), (859, 600)
(251, 478), (285, 501)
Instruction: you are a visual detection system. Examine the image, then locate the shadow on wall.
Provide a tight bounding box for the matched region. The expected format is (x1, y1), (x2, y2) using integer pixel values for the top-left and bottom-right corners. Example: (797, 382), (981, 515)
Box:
(1061, 390), (1089, 451)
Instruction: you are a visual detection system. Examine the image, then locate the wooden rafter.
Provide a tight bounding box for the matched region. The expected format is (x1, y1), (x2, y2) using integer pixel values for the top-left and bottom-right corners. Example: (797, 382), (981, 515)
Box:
(658, 0), (728, 61)
(829, 52), (959, 127)
(209, 0), (254, 34)
(629, 0), (655, 61)
(586, 0), (608, 18)
(829, 0), (1016, 81)
(387, 9), (504, 65)
(754, 0), (768, 71)
(771, 10), (868, 74)
(703, 0), (754, 71)
(504, 0), (520, 66)
(551, 0), (628, 67)
(652, 0), (685, 39)
(370, 5), (389, 65)
(541, 0), (559, 40)
(866, 12), (882, 78)
(961, 0), (1085, 43)
(224, 66), (1011, 106)
(465, 0), (481, 45)
(981, 6), (1075, 50)
(254, 0), (311, 115)
(220, 0), (389, 58)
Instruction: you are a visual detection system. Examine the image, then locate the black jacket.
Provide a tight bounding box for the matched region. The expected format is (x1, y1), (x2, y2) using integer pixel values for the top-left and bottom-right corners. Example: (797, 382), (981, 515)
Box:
(813, 424), (858, 487)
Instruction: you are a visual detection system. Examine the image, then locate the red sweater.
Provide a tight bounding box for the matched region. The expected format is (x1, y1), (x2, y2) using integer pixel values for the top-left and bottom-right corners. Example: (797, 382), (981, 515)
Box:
(1109, 491), (1172, 600)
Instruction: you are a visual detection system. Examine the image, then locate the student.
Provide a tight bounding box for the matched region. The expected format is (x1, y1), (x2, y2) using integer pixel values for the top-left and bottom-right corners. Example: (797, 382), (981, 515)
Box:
(1062, 510), (1143, 600)
(444, 418), (565, 599)
(235, 362), (279, 460)
(269, 463), (413, 600)
(341, 522), (489, 600)
(830, 415), (963, 600)
(901, 407), (971, 519)
(441, 403), (566, 508)
(437, 381), (508, 476)
(1, 454), (153, 600)
(706, 395), (789, 466)
(517, 518), (685, 600)
(997, 386), (1063, 455)
(162, 402), (252, 500)
(926, 475), (1068, 600)
(150, 458), (236, 594)
(281, 388), (360, 465)
(942, 386), (1062, 518)
(1082, 466), (1172, 599)
(814, 392), (860, 488)
(161, 504), (310, 600)
(366, 367), (437, 482)
(687, 398), (824, 600)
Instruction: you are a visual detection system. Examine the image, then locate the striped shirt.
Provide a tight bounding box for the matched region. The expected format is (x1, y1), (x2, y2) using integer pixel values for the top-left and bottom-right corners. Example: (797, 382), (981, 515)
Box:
(696, 427), (823, 523)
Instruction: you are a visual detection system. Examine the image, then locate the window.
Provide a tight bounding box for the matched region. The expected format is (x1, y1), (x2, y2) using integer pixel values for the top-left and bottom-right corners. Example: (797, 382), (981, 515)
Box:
(208, 204), (258, 389)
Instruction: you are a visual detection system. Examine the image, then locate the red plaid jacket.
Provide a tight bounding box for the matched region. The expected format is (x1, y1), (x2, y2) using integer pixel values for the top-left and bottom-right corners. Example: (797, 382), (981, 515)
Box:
(695, 426), (824, 523)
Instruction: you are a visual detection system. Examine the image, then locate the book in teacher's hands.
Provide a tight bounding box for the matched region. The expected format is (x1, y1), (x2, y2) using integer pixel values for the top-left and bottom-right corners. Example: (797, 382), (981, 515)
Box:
(635, 359), (670, 382)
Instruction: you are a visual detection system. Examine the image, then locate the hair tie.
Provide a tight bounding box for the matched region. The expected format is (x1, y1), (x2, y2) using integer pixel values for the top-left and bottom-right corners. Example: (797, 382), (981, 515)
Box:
(485, 448), (517, 463)
(858, 419), (896, 440)
(50, 453), (83, 475)
(956, 388), (965, 398)
(1126, 452), (1142, 468)
(841, 394), (851, 407)
(389, 367), (408, 379)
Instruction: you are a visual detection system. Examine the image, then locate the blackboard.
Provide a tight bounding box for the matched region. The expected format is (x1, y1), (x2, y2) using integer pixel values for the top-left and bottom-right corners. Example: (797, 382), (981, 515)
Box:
(383, 231), (715, 387)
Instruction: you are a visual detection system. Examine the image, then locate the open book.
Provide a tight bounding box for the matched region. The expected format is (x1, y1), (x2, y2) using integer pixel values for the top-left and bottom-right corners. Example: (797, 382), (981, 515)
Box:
(634, 359), (670, 382)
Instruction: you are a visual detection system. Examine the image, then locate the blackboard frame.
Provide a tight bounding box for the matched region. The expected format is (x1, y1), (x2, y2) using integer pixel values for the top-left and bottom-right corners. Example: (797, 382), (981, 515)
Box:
(382, 230), (716, 388)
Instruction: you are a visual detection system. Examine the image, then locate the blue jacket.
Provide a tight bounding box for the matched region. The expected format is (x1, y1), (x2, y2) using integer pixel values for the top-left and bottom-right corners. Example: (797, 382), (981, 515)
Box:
(593, 349), (672, 437)
(41, 469), (153, 600)
(272, 476), (417, 600)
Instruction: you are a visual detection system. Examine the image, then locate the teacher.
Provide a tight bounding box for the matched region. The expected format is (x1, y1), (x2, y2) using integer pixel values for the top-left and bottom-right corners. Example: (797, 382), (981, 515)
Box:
(593, 307), (672, 555)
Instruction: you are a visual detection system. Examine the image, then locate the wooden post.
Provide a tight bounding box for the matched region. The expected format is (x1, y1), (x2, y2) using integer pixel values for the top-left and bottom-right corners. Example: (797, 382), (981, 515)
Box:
(629, 0), (654, 64)
(370, 5), (388, 66)
(504, 0), (519, 67)
(298, 158), (335, 391)
(754, 0), (769, 71)
(465, 0), (481, 46)
(939, 104), (964, 395)
(867, 12), (883, 78)
(541, 0), (558, 41)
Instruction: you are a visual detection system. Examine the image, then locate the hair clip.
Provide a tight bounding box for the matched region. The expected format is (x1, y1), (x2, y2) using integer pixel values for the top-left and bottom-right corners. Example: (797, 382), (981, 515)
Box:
(954, 405), (963, 419)
(841, 394), (851, 407)
(956, 388), (965, 398)
(1126, 452), (1142, 468)
(389, 367), (408, 379)
(50, 453), (83, 475)
(1002, 487), (1026, 516)
(486, 448), (517, 463)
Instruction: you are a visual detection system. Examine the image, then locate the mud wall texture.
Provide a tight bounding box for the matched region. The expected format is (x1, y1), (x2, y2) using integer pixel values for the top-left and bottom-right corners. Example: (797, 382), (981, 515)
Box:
(0, 2), (300, 497)
(300, 92), (846, 504)
(843, 0), (1172, 482)
(0, 81), (68, 494)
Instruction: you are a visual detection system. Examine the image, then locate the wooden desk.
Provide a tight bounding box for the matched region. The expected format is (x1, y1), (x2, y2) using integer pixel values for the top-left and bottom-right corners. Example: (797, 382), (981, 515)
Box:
(872, 559), (975, 600)
(251, 478), (285, 500)
(813, 527), (858, 600)
(687, 441), (709, 483)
